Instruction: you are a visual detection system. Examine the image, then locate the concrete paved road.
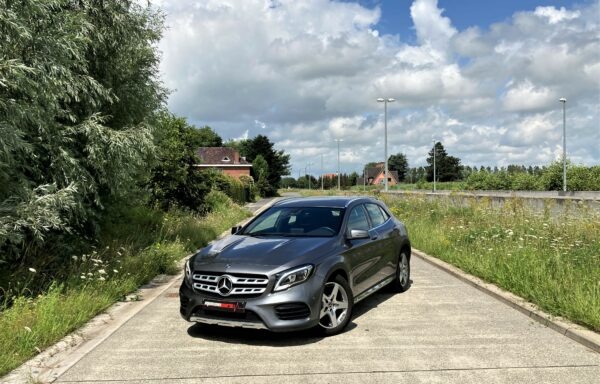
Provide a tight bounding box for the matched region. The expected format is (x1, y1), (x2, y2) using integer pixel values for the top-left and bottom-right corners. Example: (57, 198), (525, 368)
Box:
(55, 256), (599, 383)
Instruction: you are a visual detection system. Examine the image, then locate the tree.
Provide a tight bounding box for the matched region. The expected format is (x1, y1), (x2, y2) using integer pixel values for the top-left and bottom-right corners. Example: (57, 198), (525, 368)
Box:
(0, 0), (164, 267)
(236, 135), (290, 196)
(388, 153), (408, 181)
(148, 113), (211, 211)
(426, 142), (462, 182)
(189, 126), (222, 148)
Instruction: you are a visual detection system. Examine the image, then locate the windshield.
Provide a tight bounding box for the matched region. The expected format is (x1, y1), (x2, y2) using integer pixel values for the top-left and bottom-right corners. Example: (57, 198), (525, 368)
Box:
(242, 207), (345, 237)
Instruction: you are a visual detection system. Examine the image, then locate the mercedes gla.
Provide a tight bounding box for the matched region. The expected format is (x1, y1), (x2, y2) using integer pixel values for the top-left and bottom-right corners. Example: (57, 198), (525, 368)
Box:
(179, 196), (411, 335)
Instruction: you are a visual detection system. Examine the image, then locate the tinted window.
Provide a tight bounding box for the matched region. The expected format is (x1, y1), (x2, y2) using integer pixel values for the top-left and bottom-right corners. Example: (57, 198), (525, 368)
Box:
(346, 205), (370, 232)
(378, 205), (390, 221)
(243, 207), (344, 237)
(365, 203), (386, 227)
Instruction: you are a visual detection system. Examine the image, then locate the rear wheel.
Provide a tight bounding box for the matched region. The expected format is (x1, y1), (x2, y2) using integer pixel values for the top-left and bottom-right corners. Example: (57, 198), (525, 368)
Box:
(318, 275), (353, 336)
(391, 251), (411, 292)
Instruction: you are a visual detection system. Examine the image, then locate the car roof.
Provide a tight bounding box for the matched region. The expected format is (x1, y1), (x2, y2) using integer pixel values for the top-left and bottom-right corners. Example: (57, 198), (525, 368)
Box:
(273, 196), (378, 209)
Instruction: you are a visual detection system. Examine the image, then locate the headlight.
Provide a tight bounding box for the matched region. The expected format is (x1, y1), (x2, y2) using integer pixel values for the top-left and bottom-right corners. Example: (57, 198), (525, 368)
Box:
(273, 265), (313, 292)
(184, 259), (192, 285)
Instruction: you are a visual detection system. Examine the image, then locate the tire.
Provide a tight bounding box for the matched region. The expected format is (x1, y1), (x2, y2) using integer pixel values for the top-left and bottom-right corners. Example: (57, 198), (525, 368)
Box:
(390, 251), (411, 293)
(317, 275), (353, 336)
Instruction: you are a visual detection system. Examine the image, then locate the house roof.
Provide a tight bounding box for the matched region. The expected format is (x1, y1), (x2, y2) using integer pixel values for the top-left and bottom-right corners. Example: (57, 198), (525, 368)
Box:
(359, 167), (400, 184)
(196, 147), (250, 165)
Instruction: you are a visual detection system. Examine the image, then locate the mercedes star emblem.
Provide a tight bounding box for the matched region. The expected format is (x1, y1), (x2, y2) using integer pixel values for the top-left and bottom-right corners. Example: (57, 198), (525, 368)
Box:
(217, 275), (233, 296)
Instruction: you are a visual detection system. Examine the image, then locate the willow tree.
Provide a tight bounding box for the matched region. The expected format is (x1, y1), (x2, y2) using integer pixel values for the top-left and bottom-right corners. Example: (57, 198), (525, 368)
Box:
(0, 0), (165, 270)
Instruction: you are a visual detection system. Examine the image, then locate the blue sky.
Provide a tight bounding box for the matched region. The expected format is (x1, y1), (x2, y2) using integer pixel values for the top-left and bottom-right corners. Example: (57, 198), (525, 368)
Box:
(350, 0), (585, 39)
(157, 0), (599, 174)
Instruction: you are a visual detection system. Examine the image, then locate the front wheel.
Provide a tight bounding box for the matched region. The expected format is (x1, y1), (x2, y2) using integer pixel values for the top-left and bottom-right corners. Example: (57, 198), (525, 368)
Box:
(318, 275), (353, 336)
(391, 251), (411, 292)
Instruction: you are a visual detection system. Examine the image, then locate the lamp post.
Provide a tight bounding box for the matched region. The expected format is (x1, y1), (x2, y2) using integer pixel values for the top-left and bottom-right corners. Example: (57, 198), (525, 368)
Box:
(432, 138), (437, 192)
(559, 98), (567, 192)
(377, 98), (395, 191)
(305, 162), (314, 189)
(321, 154), (324, 191)
(334, 139), (343, 190)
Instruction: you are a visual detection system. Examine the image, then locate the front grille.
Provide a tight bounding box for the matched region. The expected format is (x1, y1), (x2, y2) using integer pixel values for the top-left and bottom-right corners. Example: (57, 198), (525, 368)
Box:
(274, 303), (311, 320)
(192, 271), (269, 298)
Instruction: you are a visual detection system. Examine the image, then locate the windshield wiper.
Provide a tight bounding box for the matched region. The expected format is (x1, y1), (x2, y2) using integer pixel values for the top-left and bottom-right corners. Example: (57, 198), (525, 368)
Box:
(245, 232), (285, 237)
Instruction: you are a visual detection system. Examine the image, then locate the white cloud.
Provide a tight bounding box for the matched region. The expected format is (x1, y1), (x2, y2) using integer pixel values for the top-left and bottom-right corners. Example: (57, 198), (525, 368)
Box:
(502, 80), (557, 112)
(157, 0), (600, 174)
(534, 6), (581, 24)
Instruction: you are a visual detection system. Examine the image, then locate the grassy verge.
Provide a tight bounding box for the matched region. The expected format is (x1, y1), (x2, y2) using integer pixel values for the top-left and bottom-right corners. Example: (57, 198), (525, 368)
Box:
(0, 191), (250, 377)
(381, 194), (600, 331)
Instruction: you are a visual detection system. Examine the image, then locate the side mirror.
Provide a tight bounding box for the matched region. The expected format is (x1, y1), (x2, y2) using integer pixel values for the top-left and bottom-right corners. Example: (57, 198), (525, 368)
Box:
(347, 229), (369, 239)
(231, 226), (242, 235)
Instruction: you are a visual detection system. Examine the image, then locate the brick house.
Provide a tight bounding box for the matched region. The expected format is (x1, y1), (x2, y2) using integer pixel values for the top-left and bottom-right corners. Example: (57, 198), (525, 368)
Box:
(195, 147), (252, 178)
(356, 164), (399, 186)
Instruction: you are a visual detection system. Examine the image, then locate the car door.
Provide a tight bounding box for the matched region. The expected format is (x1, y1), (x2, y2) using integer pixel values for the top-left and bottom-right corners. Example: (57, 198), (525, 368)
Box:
(342, 204), (382, 296)
(364, 203), (399, 283)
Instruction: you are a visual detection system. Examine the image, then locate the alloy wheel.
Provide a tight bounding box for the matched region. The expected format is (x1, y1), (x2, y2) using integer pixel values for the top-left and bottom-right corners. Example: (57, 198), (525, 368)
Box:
(319, 281), (349, 329)
(398, 253), (409, 286)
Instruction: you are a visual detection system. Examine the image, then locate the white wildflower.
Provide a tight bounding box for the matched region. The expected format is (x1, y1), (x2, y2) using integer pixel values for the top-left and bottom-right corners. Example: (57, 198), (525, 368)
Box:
(28, 268), (36, 273)
(24, 326), (32, 332)
(98, 269), (106, 275)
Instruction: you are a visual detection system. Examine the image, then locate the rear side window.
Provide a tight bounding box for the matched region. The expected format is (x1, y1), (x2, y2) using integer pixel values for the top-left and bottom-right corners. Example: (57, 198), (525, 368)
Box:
(346, 205), (370, 232)
(365, 203), (387, 227)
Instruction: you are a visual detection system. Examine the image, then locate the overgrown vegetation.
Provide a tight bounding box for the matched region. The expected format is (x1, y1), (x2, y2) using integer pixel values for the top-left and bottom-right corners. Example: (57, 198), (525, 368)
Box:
(0, 191), (250, 376)
(381, 194), (600, 331)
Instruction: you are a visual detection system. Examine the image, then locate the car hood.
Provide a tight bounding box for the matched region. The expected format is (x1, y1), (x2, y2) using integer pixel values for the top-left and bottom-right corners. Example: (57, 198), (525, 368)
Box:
(192, 234), (337, 272)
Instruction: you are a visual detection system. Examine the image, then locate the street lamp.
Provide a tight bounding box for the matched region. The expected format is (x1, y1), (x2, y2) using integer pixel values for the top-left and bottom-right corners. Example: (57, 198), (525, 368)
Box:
(334, 139), (343, 190)
(432, 138), (437, 192)
(305, 162), (314, 189)
(559, 98), (567, 192)
(377, 97), (395, 191)
(321, 154), (324, 191)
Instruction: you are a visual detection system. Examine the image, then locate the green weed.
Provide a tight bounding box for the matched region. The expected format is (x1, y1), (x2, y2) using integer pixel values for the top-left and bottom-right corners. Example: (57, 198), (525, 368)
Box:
(0, 192), (250, 377)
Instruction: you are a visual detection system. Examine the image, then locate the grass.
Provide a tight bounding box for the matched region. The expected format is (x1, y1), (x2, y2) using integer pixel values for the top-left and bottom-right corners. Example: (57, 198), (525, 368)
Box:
(284, 188), (600, 331)
(0, 191), (250, 377)
(381, 194), (600, 331)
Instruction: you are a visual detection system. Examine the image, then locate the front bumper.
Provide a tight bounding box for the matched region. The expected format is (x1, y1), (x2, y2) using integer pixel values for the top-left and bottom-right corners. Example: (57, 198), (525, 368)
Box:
(179, 276), (323, 332)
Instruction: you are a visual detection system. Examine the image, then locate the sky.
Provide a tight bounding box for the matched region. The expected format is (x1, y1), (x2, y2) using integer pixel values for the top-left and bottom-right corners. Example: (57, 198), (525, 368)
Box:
(155, 0), (600, 176)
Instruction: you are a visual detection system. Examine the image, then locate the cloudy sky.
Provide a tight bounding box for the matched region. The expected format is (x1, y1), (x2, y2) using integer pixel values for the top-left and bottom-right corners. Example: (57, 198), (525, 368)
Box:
(156, 0), (599, 176)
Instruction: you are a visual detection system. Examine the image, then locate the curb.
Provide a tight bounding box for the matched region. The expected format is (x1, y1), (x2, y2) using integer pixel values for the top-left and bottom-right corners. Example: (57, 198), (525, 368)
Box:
(412, 249), (600, 354)
(1, 198), (278, 384)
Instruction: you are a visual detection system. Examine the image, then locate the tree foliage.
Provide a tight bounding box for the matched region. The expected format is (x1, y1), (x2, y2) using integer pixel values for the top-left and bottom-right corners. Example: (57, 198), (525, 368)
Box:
(426, 142), (462, 182)
(148, 113), (213, 212)
(388, 153), (408, 181)
(235, 135), (290, 196)
(0, 0), (164, 265)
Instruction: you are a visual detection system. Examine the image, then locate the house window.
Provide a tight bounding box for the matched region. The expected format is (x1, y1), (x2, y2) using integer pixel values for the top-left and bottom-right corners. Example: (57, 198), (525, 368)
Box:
(222, 156), (231, 162)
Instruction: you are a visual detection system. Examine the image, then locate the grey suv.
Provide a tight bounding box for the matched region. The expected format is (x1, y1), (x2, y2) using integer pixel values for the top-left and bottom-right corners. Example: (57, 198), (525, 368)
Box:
(179, 196), (411, 335)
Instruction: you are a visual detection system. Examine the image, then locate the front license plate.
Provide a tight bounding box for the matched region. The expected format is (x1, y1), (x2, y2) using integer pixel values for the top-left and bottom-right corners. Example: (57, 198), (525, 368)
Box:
(203, 300), (245, 313)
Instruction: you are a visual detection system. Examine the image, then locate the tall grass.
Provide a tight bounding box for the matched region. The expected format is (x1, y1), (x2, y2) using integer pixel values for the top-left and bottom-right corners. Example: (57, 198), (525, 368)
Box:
(0, 191), (250, 377)
(381, 194), (600, 331)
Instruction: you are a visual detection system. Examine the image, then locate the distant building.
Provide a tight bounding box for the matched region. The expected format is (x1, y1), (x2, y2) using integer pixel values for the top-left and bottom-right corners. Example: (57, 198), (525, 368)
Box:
(356, 165), (399, 186)
(195, 147), (252, 178)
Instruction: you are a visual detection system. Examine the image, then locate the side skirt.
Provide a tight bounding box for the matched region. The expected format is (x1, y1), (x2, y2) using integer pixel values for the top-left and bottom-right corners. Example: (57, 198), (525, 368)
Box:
(353, 275), (395, 304)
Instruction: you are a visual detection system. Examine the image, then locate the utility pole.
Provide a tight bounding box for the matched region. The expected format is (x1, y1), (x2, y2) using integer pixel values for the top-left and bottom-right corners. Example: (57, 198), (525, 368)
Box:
(432, 138), (437, 192)
(335, 139), (343, 190)
(377, 98), (395, 191)
(321, 154), (324, 191)
(559, 98), (567, 192)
